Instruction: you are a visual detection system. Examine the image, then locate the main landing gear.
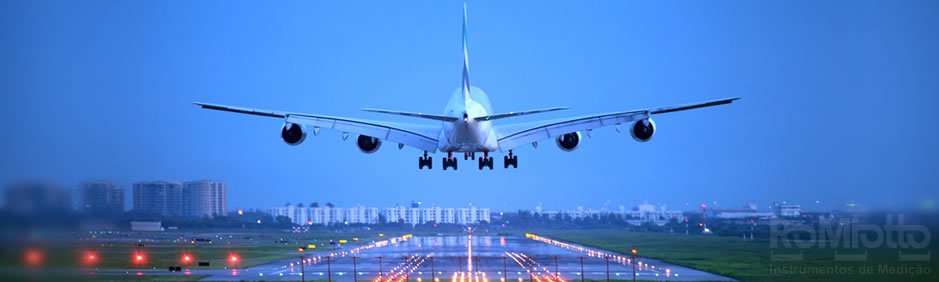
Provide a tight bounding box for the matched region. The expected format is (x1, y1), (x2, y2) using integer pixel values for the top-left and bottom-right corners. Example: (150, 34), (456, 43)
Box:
(442, 152), (459, 170)
(478, 152), (494, 170)
(419, 151), (511, 170)
(503, 150), (518, 169)
(418, 151), (433, 169)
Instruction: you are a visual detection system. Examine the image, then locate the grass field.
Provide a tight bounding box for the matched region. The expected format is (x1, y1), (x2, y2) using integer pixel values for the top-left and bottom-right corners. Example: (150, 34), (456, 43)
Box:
(80, 274), (209, 281)
(537, 229), (937, 282)
(3, 230), (400, 271)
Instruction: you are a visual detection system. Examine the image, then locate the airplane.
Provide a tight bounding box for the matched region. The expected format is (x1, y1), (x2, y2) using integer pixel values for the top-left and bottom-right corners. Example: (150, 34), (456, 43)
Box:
(194, 3), (739, 171)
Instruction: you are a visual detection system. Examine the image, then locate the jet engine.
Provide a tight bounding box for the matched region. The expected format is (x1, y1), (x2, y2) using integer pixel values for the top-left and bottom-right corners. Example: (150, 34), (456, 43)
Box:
(281, 122), (306, 145)
(630, 118), (656, 142)
(356, 135), (382, 154)
(555, 132), (582, 152)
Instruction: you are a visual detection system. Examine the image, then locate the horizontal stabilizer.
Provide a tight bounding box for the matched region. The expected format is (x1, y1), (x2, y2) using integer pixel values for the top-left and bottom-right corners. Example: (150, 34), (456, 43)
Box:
(362, 108), (459, 122)
(474, 107), (569, 121)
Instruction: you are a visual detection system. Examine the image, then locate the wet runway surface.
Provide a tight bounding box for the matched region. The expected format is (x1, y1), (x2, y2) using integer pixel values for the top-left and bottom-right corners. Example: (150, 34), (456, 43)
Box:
(192, 234), (735, 281)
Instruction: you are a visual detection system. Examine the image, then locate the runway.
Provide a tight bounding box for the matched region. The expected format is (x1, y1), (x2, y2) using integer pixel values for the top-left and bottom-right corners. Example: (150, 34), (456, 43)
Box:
(184, 233), (735, 281)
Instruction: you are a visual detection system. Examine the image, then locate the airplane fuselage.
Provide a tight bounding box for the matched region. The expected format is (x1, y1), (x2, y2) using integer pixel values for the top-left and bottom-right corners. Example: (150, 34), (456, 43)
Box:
(438, 86), (500, 153)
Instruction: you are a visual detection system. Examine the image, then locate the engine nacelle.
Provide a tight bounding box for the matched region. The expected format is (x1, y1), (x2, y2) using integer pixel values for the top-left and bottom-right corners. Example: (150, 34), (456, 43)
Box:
(630, 118), (656, 142)
(555, 132), (582, 152)
(356, 135), (382, 154)
(281, 123), (307, 145)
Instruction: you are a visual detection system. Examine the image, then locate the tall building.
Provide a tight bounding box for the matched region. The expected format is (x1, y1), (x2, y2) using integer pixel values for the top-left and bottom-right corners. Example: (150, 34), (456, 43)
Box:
(133, 181), (183, 217)
(81, 181), (124, 214)
(183, 180), (227, 218)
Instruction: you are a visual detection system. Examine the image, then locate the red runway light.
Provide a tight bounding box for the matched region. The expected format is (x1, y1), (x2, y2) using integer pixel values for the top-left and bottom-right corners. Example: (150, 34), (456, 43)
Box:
(229, 254), (240, 264)
(83, 251), (99, 266)
(182, 254), (193, 264)
(24, 249), (43, 267)
(133, 252), (147, 265)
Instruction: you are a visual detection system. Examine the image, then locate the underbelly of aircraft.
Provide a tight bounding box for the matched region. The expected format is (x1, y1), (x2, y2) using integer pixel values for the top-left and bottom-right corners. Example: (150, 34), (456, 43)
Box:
(439, 123), (498, 152)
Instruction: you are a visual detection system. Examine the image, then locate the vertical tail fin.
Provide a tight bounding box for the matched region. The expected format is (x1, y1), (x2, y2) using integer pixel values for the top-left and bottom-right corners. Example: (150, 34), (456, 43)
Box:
(461, 2), (472, 105)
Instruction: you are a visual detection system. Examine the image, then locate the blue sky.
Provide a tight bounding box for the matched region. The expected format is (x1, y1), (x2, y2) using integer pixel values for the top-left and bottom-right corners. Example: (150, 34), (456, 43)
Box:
(1, 0), (937, 212)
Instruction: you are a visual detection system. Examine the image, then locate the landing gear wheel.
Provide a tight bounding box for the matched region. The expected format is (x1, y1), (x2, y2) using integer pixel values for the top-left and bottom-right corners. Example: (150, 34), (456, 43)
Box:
(418, 156), (433, 169)
(478, 156), (494, 170)
(442, 156), (458, 170)
(503, 151), (518, 169)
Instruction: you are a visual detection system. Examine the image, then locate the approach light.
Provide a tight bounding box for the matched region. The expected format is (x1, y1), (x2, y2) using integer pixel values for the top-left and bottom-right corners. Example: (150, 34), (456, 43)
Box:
(24, 249), (43, 267)
(84, 251), (99, 266)
(133, 252), (147, 265)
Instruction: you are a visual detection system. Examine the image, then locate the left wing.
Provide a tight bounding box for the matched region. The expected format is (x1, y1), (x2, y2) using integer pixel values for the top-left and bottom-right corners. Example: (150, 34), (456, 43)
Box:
(495, 97), (739, 151)
(194, 102), (441, 152)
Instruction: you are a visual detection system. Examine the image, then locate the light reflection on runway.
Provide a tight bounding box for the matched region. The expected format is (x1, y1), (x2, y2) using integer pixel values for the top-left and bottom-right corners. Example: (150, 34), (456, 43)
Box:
(122, 233), (736, 281)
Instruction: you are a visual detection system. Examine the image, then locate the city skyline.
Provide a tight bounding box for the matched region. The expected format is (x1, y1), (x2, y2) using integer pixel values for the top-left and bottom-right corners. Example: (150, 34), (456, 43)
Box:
(2, 179), (873, 214)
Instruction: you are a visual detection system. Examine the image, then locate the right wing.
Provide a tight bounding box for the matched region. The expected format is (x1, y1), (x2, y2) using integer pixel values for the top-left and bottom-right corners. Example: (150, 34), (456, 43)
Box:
(496, 97), (739, 151)
(194, 102), (441, 152)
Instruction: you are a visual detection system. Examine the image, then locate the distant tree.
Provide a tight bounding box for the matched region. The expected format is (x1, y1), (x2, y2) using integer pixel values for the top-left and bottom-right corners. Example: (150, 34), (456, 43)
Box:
(325, 202), (335, 208)
(311, 202), (319, 208)
(275, 215), (293, 226)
